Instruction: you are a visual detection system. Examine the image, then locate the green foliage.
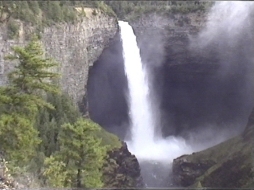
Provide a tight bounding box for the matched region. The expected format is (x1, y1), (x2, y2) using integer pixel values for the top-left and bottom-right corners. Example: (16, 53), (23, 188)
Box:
(28, 1), (40, 14)
(62, 6), (77, 23)
(7, 19), (19, 39)
(5, 36), (60, 98)
(36, 92), (81, 157)
(1, 1), (79, 31)
(46, 2), (63, 23)
(43, 118), (107, 188)
(94, 1), (116, 17)
(43, 156), (69, 188)
(95, 127), (121, 151)
(0, 113), (40, 166)
(0, 23), (124, 188)
(181, 133), (254, 188)
(1, 1), (121, 39)
(13, 1), (37, 24)
(0, 37), (60, 168)
(105, 1), (213, 20)
(38, 1), (77, 26)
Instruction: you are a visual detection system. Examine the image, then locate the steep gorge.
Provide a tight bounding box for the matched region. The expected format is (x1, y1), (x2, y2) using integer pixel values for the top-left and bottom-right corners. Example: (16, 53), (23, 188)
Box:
(88, 6), (254, 187)
(0, 8), (144, 188)
(88, 11), (254, 143)
(0, 2), (253, 188)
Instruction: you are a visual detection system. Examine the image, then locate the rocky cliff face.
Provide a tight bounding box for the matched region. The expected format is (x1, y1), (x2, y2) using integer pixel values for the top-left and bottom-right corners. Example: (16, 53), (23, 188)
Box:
(82, 7), (254, 189)
(129, 12), (206, 68)
(0, 9), (118, 108)
(129, 11), (254, 137)
(103, 142), (144, 188)
(87, 10), (254, 140)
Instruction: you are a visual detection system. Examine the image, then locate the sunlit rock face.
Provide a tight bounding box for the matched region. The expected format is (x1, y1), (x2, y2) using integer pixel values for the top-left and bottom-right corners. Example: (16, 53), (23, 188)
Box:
(0, 10), (118, 107)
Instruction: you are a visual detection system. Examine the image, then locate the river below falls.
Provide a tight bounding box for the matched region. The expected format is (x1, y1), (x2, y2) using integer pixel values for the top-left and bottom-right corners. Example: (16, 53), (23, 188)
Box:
(139, 160), (174, 187)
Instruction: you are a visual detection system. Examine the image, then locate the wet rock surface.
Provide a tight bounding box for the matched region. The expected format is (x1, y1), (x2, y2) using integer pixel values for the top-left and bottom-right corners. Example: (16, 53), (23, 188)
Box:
(173, 155), (216, 187)
(102, 142), (144, 188)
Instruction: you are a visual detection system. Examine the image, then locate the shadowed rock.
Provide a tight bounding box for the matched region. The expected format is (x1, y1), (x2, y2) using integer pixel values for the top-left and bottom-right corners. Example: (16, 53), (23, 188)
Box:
(172, 108), (254, 188)
(103, 142), (144, 188)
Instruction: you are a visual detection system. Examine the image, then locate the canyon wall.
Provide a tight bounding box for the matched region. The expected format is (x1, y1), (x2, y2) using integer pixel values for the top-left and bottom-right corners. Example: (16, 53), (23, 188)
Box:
(87, 12), (208, 138)
(0, 9), (118, 109)
(130, 11), (254, 137)
(88, 10), (254, 141)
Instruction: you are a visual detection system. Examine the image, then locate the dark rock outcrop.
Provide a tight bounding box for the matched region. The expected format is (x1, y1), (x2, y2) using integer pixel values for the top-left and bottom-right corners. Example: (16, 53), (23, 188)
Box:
(172, 109), (254, 188)
(103, 142), (144, 188)
(173, 156), (215, 187)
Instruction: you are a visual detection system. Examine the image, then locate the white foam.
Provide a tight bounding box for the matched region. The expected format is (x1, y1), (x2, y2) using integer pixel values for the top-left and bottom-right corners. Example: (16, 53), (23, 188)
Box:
(119, 21), (193, 162)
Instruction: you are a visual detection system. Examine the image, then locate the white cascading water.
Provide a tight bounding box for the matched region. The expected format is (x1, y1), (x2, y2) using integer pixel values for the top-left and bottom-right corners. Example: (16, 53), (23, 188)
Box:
(117, 1), (254, 186)
(118, 21), (192, 163)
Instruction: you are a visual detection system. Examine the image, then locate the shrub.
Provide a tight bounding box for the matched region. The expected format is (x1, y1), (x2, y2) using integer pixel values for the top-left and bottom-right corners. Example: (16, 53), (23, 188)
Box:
(28, 1), (40, 14)
(7, 19), (19, 39)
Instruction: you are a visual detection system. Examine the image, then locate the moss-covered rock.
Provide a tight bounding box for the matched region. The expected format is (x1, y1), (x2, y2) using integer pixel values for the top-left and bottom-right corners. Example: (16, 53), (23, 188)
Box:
(172, 108), (254, 188)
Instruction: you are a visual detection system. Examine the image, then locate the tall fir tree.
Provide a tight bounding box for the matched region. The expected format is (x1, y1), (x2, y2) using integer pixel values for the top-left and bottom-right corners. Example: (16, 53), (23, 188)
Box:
(0, 36), (60, 167)
(43, 118), (107, 188)
(36, 92), (81, 158)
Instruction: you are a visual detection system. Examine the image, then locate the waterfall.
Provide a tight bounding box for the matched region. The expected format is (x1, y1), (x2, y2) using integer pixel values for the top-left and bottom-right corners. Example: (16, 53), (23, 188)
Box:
(118, 21), (155, 147)
(117, 1), (254, 186)
(118, 21), (192, 163)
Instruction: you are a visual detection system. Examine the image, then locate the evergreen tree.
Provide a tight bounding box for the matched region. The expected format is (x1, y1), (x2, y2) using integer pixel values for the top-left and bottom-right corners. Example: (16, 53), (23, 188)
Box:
(5, 36), (59, 97)
(43, 118), (107, 188)
(0, 36), (59, 166)
(0, 113), (40, 166)
(36, 92), (81, 157)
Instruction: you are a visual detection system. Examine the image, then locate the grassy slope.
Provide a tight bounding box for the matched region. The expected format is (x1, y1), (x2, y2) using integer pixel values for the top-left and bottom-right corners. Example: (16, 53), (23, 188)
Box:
(185, 122), (254, 188)
(96, 126), (122, 151)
